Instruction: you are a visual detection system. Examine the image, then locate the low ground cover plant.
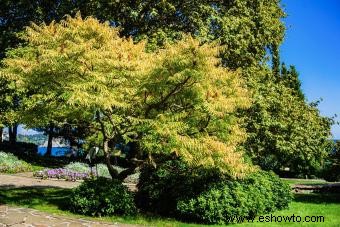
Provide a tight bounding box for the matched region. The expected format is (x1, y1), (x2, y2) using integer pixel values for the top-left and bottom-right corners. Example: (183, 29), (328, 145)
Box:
(123, 172), (140, 184)
(33, 168), (90, 181)
(65, 162), (124, 176)
(64, 162), (90, 173)
(0, 151), (33, 173)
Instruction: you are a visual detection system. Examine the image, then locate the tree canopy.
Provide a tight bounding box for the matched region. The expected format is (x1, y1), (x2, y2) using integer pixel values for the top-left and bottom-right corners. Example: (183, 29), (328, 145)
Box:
(243, 66), (333, 175)
(0, 1), (333, 178)
(0, 0), (285, 147)
(0, 15), (253, 178)
(1, 0), (285, 68)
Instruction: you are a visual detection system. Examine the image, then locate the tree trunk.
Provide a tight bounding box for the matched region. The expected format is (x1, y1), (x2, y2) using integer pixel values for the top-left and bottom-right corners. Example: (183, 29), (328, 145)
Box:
(96, 110), (120, 179)
(103, 140), (119, 179)
(9, 124), (18, 145)
(0, 127), (3, 143)
(45, 124), (54, 157)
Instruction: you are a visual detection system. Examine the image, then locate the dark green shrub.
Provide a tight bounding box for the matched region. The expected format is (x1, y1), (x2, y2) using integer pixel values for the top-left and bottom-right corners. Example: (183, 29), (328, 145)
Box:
(137, 159), (292, 224)
(0, 141), (37, 157)
(176, 171), (292, 224)
(69, 177), (136, 216)
(323, 164), (340, 182)
(322, 141), (340, 182)
(136, 159), (224, 216)
(261, 172), (294, 210)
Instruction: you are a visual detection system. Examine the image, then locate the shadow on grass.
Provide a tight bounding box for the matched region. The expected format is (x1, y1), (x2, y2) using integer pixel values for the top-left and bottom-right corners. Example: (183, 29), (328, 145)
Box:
(0, 185), (183, 226)
(294, 193), (340, 204)
(0, 185), (71, 210)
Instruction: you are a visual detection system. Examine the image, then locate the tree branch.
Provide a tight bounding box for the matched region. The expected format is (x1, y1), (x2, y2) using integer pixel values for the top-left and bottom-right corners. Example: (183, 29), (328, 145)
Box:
(145, 76), (192, 117)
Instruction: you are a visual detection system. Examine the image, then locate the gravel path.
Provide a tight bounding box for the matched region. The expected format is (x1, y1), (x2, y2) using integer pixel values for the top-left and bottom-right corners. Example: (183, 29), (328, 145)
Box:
(0, 173), (80, 189)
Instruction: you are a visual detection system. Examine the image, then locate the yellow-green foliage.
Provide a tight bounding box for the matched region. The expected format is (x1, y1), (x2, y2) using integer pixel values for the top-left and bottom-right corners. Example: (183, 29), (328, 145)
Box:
(1, 15), (253, 178)
(139, 38), (253, 177)
(2, 14), (151, 110)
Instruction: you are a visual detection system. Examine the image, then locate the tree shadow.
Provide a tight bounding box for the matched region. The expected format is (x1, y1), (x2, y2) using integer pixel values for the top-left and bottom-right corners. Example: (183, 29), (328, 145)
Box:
(294, 193), (340, 204)
(0, 185), (71, 210)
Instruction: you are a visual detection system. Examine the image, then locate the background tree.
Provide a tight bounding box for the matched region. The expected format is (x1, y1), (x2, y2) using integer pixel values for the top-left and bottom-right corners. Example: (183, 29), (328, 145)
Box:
(0, 78), (10, 142)
(280, 63), (305, 100)
(243, 66), (333, 176)
(86, 0), (285, 69)
(1, 0), (285, 68)
(0, 77), (21, 144)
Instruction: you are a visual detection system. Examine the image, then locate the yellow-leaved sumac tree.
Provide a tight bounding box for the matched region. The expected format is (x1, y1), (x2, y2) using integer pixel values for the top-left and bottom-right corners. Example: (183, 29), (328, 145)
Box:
(0, 15), (253, 179)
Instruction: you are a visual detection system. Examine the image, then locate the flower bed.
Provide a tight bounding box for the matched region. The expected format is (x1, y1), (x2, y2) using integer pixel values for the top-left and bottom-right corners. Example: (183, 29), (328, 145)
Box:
(34, 168), (90, 181)
(33, 162), (140, 182)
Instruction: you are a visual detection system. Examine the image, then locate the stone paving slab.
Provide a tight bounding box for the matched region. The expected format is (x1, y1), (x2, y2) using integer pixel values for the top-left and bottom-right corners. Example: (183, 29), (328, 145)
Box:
(0, 205), (138, 227)
(0, 174), (141, 226)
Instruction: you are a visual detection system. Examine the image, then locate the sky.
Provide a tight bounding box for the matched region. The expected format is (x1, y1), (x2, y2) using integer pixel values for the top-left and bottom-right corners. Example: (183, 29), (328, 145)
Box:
(280, 0), (340, 139)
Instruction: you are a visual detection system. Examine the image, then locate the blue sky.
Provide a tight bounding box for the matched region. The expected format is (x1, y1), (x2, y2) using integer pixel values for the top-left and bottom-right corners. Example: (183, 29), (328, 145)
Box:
(280, 0), (340, 139)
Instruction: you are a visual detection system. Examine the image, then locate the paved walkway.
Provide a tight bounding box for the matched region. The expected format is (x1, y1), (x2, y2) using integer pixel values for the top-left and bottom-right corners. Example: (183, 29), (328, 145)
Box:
(0, 205), (138, 227)
(0, 174), (139, 227)
(0, 173), (80, 189)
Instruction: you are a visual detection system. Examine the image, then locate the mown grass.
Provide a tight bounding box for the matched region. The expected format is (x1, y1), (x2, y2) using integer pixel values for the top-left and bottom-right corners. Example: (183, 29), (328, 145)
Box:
(0, 186), (339, 226)
(281, 178), (329, 186)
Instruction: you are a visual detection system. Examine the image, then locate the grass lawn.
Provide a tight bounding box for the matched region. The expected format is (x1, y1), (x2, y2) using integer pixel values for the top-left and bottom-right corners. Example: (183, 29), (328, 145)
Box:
(237, 193), (340, 227)
(282, 178), (329, 186)
(31, 164), (45, 172)
(0, 187), (339, 226)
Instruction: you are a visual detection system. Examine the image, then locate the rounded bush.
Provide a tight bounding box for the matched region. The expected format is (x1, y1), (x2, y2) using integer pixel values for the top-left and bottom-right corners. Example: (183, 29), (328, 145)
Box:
(323, 164), (340, 182)
(136, 159), (226, 215)
(322, 143), (340, 182)
(69, 177), (136, 216)
(137, 159), (292, 224)
(177, 171), (292, 224)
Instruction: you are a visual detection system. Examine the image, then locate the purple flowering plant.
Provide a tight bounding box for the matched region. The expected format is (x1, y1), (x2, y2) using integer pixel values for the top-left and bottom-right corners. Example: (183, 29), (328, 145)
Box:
(34, 168), (91, 181)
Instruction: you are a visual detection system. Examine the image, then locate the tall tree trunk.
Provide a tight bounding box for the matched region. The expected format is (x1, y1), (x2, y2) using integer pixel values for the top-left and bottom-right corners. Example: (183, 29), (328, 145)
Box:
(0, 127), (3, 143)
(9, 124), (18, 145)
(103, 140), (119, 179)
(45, 124), (54, 157)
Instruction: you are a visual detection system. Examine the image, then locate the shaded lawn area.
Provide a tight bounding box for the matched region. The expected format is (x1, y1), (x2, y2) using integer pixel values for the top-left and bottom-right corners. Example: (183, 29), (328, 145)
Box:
(281, 178), (329, 186)
(0, 186), (339, 226)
